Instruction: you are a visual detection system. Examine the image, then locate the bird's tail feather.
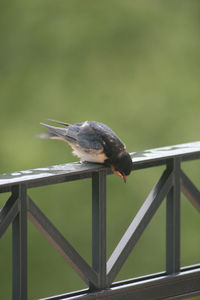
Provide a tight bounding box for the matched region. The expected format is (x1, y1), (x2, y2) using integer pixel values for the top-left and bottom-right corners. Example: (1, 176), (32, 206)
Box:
(46, 119), (70, 126)
(40, 122), (68, 138)
(36, 132), (55, 139)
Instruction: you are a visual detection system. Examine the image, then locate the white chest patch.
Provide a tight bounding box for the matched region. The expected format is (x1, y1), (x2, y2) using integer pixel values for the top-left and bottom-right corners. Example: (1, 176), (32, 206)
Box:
(71, 146), (107, 163)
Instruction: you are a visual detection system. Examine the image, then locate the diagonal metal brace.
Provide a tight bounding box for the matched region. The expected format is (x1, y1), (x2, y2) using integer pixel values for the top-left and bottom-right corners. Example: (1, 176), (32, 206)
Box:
(0, 190), (19, 238)
(180, 170), (200, 212)
(27, 196), (98, 288)
(107, 167), (173, 286)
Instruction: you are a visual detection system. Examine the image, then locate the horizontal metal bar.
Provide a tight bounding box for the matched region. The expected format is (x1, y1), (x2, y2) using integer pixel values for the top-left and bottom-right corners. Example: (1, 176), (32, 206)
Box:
(111, 263), (200, 288)
(41, 265), (200, 299)
(0, 186), (11, 194)
(27, 172), (92, 189)
(130, 141), (200, 163)
(0, 192), (19, 238)
(180, 170), (200, 212)
(27, 197), (98, 287)
(107, 167), (173, 285)
(0, 163), (105, 191)
(1, 142), (200, 191)
(0, 170), (96, 194)
(39, 266), (200, 300)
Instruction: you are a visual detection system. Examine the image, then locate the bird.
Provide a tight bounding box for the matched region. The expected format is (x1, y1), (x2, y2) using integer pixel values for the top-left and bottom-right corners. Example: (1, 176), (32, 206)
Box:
(39, 119), (133, 183)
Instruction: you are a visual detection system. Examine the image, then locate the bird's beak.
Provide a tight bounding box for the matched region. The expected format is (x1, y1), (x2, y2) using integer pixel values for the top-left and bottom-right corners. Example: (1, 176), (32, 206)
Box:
(113, 170), (128, 183)
(123, 176), (128, 183)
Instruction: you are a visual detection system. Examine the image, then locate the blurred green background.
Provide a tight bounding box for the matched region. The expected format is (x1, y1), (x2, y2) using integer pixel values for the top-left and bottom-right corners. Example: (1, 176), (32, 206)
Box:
(0, 0), (200, 299)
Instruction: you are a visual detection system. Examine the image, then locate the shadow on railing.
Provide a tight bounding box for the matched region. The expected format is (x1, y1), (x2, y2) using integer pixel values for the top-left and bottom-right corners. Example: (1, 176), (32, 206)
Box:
(0, 142), (200, 300)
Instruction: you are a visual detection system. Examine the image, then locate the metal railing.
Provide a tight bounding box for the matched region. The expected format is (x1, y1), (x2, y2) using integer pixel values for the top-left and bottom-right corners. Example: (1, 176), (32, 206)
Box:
(0, 141), (200, 300)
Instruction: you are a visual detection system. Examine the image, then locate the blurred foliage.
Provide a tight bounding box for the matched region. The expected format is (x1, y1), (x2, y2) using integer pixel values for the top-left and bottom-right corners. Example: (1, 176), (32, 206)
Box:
(0, 0), (200, 299)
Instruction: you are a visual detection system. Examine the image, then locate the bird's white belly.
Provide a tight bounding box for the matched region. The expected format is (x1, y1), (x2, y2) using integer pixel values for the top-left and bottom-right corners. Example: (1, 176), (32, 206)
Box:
(72, 148), (107, 163)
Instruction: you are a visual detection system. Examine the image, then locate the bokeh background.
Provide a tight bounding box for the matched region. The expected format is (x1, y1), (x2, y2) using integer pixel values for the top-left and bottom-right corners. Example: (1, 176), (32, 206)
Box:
(0, 1), (200, 299)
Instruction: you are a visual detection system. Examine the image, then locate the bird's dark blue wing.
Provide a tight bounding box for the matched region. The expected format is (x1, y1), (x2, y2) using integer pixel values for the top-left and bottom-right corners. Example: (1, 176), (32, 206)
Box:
(76, 121), (125, 155)
(40, 121), (103, 150)
(73, 122), (104, 150)
(89, 121), (125, 149)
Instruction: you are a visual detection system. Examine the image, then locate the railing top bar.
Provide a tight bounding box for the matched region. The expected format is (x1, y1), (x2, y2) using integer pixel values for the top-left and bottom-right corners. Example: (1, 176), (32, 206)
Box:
(0, 162), (105, 189)
(0, 141), (200, 189)
(130, 141), (200, 163)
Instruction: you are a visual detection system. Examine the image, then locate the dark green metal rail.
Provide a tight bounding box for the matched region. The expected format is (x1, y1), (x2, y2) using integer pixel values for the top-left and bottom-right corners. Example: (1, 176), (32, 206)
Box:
(0, 142), (200, 300)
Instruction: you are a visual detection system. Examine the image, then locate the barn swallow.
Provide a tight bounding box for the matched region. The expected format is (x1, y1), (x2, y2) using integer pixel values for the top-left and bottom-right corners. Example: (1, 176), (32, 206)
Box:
(39, 119), (133, 183)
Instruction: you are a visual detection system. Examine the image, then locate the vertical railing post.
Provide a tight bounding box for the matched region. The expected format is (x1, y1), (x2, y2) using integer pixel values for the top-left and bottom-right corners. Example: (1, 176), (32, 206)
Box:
(12, 184), (28, 300)
(166, 158), (181, 274)
(91, 170), (107, 290)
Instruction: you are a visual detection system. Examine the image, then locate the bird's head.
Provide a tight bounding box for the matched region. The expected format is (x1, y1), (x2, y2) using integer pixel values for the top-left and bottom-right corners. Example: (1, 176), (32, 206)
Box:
(111, 151), (133, 183)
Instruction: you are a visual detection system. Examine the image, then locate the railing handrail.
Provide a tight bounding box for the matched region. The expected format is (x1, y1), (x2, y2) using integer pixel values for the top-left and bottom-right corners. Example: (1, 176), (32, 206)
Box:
(0, 141), (200, 300)
(1, 141), (200, 191)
